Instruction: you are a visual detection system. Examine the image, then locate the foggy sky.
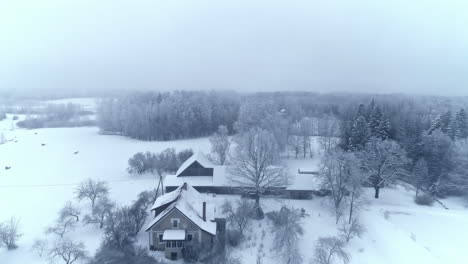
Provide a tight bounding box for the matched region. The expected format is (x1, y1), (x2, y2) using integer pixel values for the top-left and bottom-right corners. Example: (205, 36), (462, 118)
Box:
(1, 0), (467, 96)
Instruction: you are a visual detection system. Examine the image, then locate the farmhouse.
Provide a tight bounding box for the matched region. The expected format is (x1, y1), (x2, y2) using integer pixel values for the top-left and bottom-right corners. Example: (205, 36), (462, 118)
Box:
(146, 182), (222, 260)
(165, 152), (322, 198)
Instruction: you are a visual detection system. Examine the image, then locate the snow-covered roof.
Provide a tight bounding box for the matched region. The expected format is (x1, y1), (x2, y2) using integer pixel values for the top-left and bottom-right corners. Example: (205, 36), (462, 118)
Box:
(146, 183), (217, 235)
(163, 230), (186, 240)
(176, 152), (215, 176)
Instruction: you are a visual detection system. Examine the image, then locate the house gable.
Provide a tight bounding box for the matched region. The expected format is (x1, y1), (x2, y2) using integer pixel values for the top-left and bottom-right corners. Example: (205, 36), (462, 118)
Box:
(178, 161), (214, 177)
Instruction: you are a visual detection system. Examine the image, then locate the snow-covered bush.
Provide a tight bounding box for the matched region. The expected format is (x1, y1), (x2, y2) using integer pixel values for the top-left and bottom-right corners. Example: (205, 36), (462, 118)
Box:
(226, 229), (242, 247)
(31, 239), (48, 257)
(89, 242), (157, 264)
(127, 148), (194, 175)
(0, 217), (22, 250)
(182, 241), (202, 263)
(414, 194), (434, 206)
(339, 218), (365, 243)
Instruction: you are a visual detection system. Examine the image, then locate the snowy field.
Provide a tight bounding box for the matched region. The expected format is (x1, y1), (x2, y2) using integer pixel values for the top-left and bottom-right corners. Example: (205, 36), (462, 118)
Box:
(1, 114), (468, 264)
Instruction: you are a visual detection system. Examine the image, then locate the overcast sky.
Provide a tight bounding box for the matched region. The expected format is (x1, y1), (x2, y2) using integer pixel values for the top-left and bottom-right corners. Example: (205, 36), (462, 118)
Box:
(1, 0), (467, 96)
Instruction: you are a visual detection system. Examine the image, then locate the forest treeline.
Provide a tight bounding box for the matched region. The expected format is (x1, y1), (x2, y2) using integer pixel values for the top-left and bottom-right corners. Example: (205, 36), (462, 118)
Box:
(97, 91), (239, 140)
(97, 90), (468, 200)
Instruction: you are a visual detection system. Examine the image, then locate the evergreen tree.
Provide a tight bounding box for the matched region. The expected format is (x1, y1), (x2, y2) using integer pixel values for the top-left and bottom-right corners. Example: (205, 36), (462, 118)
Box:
(349, 116), (370, 151)
(412, 158), (429, 197)
(455, 109), (467, 139)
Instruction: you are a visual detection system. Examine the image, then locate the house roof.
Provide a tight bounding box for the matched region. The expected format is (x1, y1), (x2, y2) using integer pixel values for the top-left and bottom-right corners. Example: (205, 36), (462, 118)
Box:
(176, 152), (215, 176)
(166, 152), (227, 187)
(163, 230), (186, 240)
(146, 183), (217, 235)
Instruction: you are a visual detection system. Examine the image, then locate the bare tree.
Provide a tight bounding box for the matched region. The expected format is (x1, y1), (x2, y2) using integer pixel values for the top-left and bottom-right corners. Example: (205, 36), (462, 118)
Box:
(31, 239), (48, 257)
(75, 179), (109, 207)
(288, 134), (302, 159)
(346, 165), (367, 224)
(59, 201), (81, 222)
(221, 199), (255, 235)
(228, 128), (289, 218)
(48, 239), (87, 264)
(313, 236), (350, 264)
(47, 218), (76, 238)
(339, 218), (365, 243)
(210, 125), (231, 165)
(83, 196), (114, 229)
(357, 138), (408, 198)
(0, 217), (22, 250)
(299, 117), (313, 158)
(267, 206), (304, 264)
(318, 116), (339, 154)
(319, 150), (358, 224)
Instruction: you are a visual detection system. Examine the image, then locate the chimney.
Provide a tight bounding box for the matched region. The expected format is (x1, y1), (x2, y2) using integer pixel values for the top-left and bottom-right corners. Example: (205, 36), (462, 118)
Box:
(182, 182), (187, 190)
(202, 202), (206, 221)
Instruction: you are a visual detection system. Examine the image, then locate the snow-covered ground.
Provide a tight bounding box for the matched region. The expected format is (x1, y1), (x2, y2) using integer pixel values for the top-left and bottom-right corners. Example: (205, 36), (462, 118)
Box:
(1, 114), (468, 264)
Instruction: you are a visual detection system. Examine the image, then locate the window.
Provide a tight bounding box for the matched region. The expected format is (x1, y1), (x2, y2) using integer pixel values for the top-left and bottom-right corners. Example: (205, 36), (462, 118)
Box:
(172, 241), (177, 248)
(166, 241), (171, 248)
(187, 234), (193, 241)
(177, 241), (183, 248)
(171, 219), (180, 228)
(158, 234), (163, 242)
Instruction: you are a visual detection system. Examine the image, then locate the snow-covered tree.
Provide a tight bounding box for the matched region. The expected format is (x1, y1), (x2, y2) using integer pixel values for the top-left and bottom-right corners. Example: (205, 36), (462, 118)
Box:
(318, 116), (339, 154)
(420, 131), (454, 196)
(209, 125), (231, 165)
(348, 116), (370, 151)
(59, 201), (81, 222)
(357, 138), (408, 198)
(75, 179), (109, 208)
(319, 150), (359, 223)
(454, 108), (467, 139)
(229, 128), (289, 218)
(47, 217), (76, 238)
(313, 236), (349, 264)
(412, 159), (429, 197)
(83, 196), (115, 229)
(103, 207), (138, 248)
(48, 239), (88, 264)
(221, 199), (255, 235)
(267, 206), (304, 264)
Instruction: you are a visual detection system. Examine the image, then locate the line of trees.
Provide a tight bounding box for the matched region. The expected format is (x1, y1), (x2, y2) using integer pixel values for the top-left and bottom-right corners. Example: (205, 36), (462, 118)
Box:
(97, 91), (240, 140)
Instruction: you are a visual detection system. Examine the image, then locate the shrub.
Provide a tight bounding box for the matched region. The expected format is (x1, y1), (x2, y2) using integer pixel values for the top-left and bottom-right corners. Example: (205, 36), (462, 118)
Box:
(414, 194), (434, 206)
(222, 199), (255, 235)
(314, 236), (349, 264)
(226, 229), (242, 247)
(0, 217), (22, 250)
(182, 241), (202, 263)
(89, 242), (156, 264)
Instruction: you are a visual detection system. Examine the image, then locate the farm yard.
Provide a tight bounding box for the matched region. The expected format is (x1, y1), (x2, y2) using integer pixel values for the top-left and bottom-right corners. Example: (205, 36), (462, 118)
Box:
(1, 111), (468, 264)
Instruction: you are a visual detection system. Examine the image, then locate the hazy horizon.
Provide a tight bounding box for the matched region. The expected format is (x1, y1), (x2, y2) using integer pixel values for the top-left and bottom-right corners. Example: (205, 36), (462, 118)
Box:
(1, 0), (468, 96)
